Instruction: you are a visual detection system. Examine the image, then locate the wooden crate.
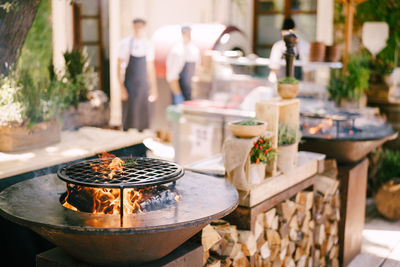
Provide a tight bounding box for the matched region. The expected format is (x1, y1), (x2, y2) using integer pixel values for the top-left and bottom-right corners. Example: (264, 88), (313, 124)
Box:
(236, 152), (321, 208)
(255, 98), (300, 176)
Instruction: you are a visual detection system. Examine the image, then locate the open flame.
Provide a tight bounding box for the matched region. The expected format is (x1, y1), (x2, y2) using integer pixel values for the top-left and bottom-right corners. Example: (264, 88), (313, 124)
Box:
(61, 152), (179, 215)
(307, 119), (333, 135)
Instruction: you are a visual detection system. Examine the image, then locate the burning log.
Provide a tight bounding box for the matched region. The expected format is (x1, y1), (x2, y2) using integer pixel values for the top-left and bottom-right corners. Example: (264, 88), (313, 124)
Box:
(61, 184), (180, 214)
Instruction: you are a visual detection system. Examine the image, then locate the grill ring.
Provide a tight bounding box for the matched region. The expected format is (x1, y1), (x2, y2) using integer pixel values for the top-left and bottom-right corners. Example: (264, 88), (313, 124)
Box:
(57, 157), (184, 189)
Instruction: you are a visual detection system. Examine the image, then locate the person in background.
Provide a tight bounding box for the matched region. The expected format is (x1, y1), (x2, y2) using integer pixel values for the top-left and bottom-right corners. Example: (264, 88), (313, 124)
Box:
(166, 25), (200, 105)
(117, 18), (158, 131)
(268, 18), (310, 83)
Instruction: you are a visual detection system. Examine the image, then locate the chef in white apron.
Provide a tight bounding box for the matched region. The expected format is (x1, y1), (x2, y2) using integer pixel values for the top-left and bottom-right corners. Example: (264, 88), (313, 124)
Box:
(166, 25), (200, 105)
(268, 18), (310, 82)
(117, 18), (158, 131)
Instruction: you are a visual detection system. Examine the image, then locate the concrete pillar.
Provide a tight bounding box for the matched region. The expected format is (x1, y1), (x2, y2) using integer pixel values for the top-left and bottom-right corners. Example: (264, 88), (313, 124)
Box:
(316, 0), (334, 45)
(51, 0), (73, 72)
(109, 0), (122, 126)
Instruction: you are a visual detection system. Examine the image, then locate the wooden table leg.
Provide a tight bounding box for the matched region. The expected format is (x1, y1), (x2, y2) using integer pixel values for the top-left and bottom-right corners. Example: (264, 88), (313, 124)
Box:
(338, 158), (369, 266)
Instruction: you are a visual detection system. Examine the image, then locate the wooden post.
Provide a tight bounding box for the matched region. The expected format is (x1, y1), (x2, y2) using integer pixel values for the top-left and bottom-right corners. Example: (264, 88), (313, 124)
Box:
(336, 0), (367, 73)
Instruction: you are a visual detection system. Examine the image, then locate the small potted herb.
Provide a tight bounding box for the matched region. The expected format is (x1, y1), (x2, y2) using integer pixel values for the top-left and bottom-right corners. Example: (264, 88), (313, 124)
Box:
(278, 77), (299, 99)
(328, 55), (370, 108)
(247, 136), (277, 184)
(228, 118), (267, 138)
(277, 123), (301, 172)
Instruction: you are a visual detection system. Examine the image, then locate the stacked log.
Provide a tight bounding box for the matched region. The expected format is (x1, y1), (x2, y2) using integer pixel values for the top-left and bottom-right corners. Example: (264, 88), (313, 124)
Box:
(201, 176), (340, 267)
(313, 176), (340, 267)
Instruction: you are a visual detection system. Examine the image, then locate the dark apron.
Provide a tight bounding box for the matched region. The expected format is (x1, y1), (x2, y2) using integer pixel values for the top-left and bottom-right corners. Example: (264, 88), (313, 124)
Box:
(294, 53), (303, 80)
(178, 62), (196, 101)
(122, 38), (149, 131)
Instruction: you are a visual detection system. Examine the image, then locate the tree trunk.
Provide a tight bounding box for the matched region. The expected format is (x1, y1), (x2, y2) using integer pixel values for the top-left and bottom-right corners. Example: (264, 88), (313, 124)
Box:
(0, 0), (41, 75)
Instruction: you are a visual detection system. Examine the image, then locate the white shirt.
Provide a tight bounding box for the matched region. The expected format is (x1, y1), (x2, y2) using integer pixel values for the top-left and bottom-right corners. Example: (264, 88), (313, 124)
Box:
(118, 36), (155, 71)
(166, 42), (200, 82)
(269, 37), (310, 71)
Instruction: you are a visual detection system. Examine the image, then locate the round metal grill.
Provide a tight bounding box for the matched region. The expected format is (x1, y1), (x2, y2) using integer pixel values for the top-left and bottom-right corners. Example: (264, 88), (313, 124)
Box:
(57, 157), (184, 188)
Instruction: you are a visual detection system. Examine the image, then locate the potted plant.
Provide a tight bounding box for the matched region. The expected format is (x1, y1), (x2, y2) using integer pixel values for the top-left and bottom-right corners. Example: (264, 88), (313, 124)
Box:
(51, 49), (106, 130)
(277, 123), (302, 172)
(278, 77), (299, 99)
(246, 136), (278, 184)
(328, 54), (370, 108)
(0, 69), (65, 152)
(228, 118), (267, 138)
(374, 149), (400, 220)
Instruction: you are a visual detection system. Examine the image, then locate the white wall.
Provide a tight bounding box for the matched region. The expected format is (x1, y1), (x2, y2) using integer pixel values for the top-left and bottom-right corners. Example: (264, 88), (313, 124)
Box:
(316, 0), (334, 45)
(51, 0), (73, 72)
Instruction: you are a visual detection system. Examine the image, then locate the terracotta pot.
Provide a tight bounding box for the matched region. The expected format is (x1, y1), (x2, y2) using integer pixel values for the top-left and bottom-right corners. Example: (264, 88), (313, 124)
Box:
(309, 42), (326, 62)
(228, 120), (267, 138)
(278, 83), (299, 99)
(277, 143), (298, 173)
(375, 180), (400, 220)
(0, 120), (61, 152)
(248, 163), (266, 185)
(383, 74), (394, 86)
(338, 93), (367, 109)
(325, 44), (341, 62)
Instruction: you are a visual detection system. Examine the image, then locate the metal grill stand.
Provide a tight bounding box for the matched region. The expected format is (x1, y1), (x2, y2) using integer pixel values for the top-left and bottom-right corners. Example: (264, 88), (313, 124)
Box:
(57, 157), (185, 225)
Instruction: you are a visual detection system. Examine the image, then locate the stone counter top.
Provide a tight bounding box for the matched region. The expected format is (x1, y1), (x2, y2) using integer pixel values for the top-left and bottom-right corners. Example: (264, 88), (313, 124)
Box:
(0, 127), (153, 179)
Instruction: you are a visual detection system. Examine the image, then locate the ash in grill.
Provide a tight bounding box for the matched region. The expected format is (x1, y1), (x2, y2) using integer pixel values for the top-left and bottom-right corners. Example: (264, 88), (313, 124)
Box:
(57, 157), (184, 223)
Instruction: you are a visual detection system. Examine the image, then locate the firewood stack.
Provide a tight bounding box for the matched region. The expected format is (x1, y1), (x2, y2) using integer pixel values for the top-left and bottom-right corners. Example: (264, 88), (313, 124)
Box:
(201, 175), (340, 267)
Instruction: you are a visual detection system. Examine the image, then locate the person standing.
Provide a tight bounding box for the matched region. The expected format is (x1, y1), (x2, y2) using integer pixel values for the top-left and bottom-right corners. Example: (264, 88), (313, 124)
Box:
(117, 18), (158, 131)
(268, 18), (310, 82)
(166, 25), (200, 105)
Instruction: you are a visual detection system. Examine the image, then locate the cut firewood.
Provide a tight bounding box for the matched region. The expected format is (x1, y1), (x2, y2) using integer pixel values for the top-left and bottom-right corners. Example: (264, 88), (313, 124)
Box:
(313, 249), (321, 265)
(279, 247), (287, 261)
(260, 241), (271, 260)
(213, 224), (239, 243)
(329, 245), (339, 260)
(290, 214), (299, 231)
(280, 221), (289, 238)
(279, 200), (297, 222)
(331, 258), (339, 267)
(203, 250), (210, 265)
(314, 224), (325, 246)
(206, 256), (221, 267)
(263, 259), (271, 267)
(238, 230), (257, 256)
(289, 227), (299, 242)
(232, 250), (250, 267)
(255, 213), (265, 240)
(210, 239), (222, 256)
(266, 230), (281, 247)
(264, 208), (276, 228)
(272, 257), (282, 267)
(223, 243), (242, 259)
(284, 257), (296, 267)
(294, 247), (306, 261)
(314, 176), (339, 198)
(202, 224), (222, 251)
(295, 191), (314, 211)
(288, 241), (296, 256)
(296, 255), (307, 267)
(280, 236), (289, 251)
(221, 257), (232, 267)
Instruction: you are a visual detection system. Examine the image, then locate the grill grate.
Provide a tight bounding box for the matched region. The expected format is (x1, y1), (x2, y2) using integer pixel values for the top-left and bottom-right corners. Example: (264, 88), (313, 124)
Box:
(57, 157), (184, 189)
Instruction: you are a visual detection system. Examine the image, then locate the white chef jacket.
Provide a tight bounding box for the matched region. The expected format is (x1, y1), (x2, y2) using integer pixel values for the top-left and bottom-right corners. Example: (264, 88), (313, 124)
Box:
(166, 42), (200, 82)
(269, 37), (310, 71)
(118, 36), (155, 78)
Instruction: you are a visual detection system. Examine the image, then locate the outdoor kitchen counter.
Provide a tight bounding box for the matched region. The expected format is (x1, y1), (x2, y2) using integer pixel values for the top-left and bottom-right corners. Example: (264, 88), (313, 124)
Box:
(0, 127), (154, 179)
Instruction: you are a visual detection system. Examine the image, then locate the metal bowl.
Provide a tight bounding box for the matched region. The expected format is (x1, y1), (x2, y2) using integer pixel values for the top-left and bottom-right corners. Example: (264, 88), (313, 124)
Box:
(0, 172), (238, 266)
